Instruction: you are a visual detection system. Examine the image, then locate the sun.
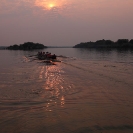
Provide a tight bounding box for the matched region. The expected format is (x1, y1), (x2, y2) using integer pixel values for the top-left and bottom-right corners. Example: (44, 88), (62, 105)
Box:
(49, 3), (55, 8)
(34, 0), (69, 10)
(35, 0), (60, 10)
(47, 3), (57, 10)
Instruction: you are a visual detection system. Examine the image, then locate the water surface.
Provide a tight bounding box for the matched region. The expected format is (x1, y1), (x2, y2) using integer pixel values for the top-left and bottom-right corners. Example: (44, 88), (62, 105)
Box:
(0, 48), (133, 133)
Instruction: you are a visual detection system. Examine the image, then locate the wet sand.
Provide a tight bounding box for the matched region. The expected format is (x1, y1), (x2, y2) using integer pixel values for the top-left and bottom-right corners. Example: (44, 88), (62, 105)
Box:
(0, 55), (133, 133)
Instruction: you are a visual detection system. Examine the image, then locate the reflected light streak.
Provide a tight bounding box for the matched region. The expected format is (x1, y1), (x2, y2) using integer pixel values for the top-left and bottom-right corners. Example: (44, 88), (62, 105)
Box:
(61, 96), (65, 107)
(39, 66), (45, 79)
(40, 64), (66, 110)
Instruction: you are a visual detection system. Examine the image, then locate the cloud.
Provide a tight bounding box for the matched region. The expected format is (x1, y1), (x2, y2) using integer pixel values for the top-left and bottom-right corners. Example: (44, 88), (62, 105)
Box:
(0, 0), (133, 46)
(0, 0), (33, 16)
(0, 0), (73, 21)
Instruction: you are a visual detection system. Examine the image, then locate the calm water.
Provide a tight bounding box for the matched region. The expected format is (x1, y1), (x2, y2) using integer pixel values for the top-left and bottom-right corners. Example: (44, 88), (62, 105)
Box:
(0, 48), (133, 133)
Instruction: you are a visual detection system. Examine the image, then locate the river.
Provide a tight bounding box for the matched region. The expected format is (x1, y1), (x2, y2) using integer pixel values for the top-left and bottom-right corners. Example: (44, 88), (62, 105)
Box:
(0, 48), (133, 133)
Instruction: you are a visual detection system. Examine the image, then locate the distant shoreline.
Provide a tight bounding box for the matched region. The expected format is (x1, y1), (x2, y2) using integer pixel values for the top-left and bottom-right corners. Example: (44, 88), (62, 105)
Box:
(1, 39), (133, 50)
(0, 46), (7, 50)
(6, 42), (47, 50)
(73, 39), (133, 49)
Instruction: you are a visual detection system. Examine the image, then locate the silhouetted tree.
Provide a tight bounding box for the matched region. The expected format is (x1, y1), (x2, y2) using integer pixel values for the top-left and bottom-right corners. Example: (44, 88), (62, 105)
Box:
(129, 39), (133, 44)
(73, 39), (133, 49)
(116, 39), (129, 44)
(7, 42), (47, 50)
(105, 40), (114, 45)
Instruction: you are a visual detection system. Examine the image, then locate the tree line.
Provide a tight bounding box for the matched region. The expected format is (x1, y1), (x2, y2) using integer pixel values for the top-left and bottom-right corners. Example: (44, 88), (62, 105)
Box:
(7, 42), (47, 50)
(73, 39), (133, 49)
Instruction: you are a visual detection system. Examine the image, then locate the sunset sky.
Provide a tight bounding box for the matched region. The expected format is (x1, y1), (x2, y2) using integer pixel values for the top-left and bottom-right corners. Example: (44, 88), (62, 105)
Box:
(0, 0), (133, 46)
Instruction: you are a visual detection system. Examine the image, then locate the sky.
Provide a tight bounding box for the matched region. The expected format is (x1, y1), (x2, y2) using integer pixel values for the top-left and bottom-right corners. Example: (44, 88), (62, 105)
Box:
(0, 0), (133, 46)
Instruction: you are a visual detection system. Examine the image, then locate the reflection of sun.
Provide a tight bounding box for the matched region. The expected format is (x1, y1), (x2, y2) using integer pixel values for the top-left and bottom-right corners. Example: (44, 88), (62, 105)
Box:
(35, 0), (66, 10)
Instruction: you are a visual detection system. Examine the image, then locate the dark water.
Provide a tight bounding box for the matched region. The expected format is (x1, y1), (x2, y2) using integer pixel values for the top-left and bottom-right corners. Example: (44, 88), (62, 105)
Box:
(0, 48), (133, 133)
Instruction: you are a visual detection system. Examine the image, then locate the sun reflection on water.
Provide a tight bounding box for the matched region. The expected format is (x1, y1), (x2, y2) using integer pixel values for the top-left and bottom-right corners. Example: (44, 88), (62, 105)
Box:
(61, 96), (65, 107)
(38, 64), (66, 110)
(39, 66), (45, 79)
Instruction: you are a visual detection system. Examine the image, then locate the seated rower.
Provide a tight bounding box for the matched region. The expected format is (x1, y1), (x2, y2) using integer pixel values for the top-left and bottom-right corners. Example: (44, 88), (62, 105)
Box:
(47, 53), (52, 58)
(52, 54), (56, 59)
